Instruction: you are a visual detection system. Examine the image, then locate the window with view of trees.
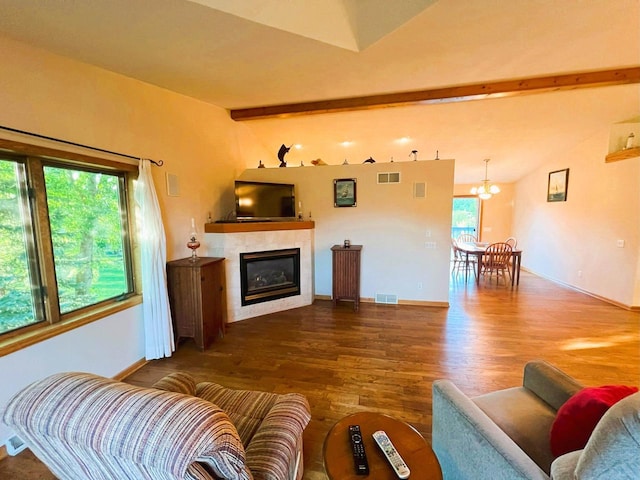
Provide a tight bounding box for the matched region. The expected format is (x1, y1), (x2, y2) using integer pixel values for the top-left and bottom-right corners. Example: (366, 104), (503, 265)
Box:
(452, 196), (480, 240)
(0, 153), (135, 337)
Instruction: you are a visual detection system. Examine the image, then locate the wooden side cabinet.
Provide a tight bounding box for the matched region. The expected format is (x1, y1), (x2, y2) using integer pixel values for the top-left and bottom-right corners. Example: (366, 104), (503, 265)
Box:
(166, 257), (226, 350)
(331, 245), (362, 311)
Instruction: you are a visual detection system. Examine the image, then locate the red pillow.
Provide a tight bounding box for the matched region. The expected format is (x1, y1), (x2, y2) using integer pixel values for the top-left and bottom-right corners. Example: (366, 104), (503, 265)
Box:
(550, 385), (638, 457)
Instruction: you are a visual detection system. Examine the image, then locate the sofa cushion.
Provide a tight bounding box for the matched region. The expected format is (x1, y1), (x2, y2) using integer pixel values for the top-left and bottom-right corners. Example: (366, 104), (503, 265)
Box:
(227, 412), (264, 447)
(473, 386), (558, 474)
(196, 382), (311, 480)
(550, 385), (638, 458)
(196, 382), (281, 446)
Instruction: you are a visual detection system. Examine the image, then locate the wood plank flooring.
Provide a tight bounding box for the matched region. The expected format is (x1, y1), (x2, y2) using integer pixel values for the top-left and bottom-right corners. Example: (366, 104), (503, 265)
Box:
(2, 271), (638, 479)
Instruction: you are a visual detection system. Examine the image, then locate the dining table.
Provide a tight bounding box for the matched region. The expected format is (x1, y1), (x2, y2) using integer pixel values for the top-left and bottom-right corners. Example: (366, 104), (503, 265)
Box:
(456, 242), (522, 286)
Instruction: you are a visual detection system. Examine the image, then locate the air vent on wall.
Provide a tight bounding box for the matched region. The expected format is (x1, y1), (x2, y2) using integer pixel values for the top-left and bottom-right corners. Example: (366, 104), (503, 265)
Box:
(377, 172), (400, 184)
(375, 293), (399, 304)
(414, 182), (426, 198)
(166, 173), (180, 197)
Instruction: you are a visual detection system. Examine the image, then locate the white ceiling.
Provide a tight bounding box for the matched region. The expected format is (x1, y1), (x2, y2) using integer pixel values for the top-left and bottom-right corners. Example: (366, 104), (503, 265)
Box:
(0, 0), (638, 183)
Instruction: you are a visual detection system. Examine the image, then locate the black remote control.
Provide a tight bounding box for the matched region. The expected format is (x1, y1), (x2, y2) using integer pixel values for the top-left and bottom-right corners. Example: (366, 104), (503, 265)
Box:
(348, 425), (369, 475)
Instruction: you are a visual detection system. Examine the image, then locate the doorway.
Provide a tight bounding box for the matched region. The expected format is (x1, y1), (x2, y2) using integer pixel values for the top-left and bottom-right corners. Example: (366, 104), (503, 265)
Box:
(452, 196), (480, 240)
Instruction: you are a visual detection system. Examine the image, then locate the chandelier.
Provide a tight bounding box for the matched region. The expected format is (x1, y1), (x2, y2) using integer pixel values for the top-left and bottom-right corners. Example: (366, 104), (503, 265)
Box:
(470, 158), (500, 200)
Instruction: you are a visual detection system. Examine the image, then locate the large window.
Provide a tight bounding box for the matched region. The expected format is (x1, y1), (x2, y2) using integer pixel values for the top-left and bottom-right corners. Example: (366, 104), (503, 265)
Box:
(0, 151), (135, 338)
(0, 158), (43, 333)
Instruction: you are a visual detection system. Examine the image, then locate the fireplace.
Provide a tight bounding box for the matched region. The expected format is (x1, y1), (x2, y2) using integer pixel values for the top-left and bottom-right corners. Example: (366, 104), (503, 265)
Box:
(240, 248), (301, 306)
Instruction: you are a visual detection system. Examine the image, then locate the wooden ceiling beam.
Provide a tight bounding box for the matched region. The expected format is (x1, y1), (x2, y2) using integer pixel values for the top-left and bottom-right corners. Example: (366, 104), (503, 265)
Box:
(230, 66), (640, 121)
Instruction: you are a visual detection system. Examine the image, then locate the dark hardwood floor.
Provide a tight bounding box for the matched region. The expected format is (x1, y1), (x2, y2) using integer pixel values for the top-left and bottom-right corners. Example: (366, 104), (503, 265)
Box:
(2, 271), (639, 479)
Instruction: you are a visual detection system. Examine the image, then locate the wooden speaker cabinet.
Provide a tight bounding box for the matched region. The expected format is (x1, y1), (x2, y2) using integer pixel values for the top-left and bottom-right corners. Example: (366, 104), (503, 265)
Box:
(166, 257), (226, 350)
(331, 245), (362, 311)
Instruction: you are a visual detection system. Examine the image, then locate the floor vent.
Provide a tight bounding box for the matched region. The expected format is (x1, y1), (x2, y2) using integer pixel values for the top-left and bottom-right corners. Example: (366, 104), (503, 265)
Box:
(375, 293), (398, 304)
(6, 434), (27, 456)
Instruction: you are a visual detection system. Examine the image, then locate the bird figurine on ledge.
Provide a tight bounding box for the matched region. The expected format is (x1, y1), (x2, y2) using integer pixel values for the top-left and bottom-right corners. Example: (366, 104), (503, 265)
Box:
(277, 144), (291, 167)
(363, 157), (376, 164)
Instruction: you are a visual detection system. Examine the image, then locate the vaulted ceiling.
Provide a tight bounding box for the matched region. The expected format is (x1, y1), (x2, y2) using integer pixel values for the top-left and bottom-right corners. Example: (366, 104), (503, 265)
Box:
(0, 0), (638, 183)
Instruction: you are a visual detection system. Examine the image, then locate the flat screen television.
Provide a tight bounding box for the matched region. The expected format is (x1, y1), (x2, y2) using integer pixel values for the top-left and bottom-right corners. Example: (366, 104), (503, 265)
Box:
(235, 181), (296, 221)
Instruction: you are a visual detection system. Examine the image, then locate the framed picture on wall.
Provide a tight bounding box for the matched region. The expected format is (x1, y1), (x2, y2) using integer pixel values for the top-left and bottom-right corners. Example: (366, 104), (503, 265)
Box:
(547, 168), (569, 202)
(334, 178), (357, 207)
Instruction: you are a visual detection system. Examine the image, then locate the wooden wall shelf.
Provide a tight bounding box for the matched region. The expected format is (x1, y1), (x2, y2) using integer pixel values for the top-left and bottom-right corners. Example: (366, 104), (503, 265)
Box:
(205, 221), (314, 234)
(605, 147), (640, 163)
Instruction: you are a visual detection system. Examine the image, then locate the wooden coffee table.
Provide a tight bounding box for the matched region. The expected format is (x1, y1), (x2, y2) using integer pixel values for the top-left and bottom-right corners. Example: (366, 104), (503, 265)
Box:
(323, 412), (442, 479)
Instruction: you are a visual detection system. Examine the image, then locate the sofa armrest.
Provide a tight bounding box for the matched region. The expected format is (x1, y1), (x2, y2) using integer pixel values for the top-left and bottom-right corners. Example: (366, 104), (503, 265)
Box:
(552, 392), (640, 479)
(3, 372), (251, 479)
(244, 393), (311, 480)
(574, 391), (640, 478)
(432, 379), (549, 480)
(522, 360), (583, 410)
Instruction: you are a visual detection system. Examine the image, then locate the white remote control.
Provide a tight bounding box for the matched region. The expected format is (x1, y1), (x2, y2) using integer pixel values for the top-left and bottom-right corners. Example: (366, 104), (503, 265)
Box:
(372, 430), (410, 479)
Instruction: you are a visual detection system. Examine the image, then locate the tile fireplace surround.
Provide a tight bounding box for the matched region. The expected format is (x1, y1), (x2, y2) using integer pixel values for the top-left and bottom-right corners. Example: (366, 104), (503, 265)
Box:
(204, 221), (314, 323)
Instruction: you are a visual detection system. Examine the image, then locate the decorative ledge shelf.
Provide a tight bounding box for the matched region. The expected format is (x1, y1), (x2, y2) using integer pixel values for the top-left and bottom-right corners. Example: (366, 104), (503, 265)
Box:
(605, 147), (640, 163)
(205, 221), (315, 233)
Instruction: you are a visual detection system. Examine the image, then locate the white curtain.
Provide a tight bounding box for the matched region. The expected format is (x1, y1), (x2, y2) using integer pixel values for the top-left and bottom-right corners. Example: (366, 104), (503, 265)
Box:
(135, 159), (175, 359)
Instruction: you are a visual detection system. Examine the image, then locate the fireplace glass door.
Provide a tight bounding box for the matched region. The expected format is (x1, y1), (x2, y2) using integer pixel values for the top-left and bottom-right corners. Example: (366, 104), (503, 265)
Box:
(240, 248), (301, 306)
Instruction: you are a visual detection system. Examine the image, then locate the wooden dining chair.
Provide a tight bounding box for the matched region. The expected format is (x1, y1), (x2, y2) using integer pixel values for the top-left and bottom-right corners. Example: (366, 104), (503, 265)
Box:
(457, 233), (477, 243)
(481, 242), (513, 284)
(451, 238), (477, 279)
(505, 237), (517, 249)
(451, 238), (475, 278)
(504, 237), (517, 269)
(451, 238), (462, 273)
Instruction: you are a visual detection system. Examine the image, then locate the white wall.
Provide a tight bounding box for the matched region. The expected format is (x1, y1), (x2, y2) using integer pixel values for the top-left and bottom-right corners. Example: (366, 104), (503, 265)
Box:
(238, 160), (455, 304)
(0, 34), (269, 261)
(0, 36), (255, 446)
(513, 130), (640, 307)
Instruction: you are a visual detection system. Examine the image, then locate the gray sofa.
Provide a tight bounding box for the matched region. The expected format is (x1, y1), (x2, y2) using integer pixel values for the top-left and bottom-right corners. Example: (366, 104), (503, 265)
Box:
(432, 360), (640, 479)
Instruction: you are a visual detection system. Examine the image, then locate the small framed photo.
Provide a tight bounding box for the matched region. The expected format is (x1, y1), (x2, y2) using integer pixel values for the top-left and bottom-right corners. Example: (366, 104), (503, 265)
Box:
(547, 168), (569, 202)
(334, 178), (357, 207)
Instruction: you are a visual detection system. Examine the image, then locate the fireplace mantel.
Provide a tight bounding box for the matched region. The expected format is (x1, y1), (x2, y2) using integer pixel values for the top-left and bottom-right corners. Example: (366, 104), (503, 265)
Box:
(205, 221), (314, 234)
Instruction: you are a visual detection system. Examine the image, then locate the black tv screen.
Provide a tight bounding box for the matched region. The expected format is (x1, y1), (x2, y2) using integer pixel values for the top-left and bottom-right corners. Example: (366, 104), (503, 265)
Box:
(235, 181), (296, 221)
